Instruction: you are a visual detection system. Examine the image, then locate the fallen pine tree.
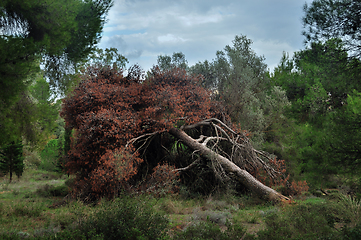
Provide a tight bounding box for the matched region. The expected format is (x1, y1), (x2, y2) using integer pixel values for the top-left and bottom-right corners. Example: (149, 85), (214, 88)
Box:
(61, 65), (296, 202)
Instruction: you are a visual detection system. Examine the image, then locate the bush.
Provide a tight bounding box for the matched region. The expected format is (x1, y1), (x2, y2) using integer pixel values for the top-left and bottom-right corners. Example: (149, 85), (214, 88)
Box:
(6, 201), (44, 218)
(77, 196), (169, 240)
(0, 232), (26, 240)
(257, 201), (340, 240)
(342, 223), (361, 240)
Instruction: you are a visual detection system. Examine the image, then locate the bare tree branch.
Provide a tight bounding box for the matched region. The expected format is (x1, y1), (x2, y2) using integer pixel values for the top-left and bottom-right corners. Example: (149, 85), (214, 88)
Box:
(174, 157), (201, 172)
(169, 127), (289, 202)
(129, 118), (290, 202)
(126, 131), (160, 154)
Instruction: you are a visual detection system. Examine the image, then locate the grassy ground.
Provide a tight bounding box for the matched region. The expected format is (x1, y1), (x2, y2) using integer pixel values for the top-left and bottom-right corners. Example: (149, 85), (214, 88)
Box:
(0, 170), (71, 235)
(1, 169), (361, 239)
(155, 193), (273, 235)
(0, 169), (273, 238)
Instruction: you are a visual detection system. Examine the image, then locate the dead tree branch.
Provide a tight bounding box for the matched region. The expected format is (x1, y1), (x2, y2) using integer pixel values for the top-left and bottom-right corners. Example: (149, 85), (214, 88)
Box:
(128, 118), (290, 202)
(169, 126), (289, 202)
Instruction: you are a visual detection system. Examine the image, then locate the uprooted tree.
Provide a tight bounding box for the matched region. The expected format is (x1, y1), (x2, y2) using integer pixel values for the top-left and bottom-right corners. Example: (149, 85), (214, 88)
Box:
(61, 65), (301, 202)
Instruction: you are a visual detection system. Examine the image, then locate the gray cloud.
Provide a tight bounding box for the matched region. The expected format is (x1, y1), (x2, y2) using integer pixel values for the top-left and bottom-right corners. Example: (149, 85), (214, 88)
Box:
(99, 0), (312, 71)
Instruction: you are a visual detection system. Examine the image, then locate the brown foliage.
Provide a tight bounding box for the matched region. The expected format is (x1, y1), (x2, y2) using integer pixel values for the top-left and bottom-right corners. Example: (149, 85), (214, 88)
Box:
(61, 65), (302, 201)
(61, 65), (223, 200)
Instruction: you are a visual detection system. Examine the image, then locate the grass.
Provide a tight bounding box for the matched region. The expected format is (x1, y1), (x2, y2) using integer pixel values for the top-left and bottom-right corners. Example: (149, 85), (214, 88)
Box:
(2, 169), (361, 239)
(0, 169), (67, 199)
(0, 169), (72, 236)
(0, 171), (269, 238)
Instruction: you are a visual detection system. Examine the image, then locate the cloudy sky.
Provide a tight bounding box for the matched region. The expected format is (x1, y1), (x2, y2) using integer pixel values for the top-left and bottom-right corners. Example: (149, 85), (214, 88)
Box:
(98, 0), (313, 72)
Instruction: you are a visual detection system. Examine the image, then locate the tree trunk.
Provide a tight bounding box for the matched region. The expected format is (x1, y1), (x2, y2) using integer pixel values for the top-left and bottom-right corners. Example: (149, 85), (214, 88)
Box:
(9, 170), (12, 183)
(169, 127), (289, 202)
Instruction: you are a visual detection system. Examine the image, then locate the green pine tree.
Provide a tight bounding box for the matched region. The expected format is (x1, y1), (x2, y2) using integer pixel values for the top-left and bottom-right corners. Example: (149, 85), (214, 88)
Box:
(0, 141), (24, 182)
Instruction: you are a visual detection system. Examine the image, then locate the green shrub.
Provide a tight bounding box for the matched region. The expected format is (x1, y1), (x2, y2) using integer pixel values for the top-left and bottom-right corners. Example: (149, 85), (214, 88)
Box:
(77, 196), (169, 240)
(335, 194), (361, 227)
(6, 202), (44, 218)
(257, 201), (340, 240)
(0, 232), (26, 240)
(341, 223), (361, 240)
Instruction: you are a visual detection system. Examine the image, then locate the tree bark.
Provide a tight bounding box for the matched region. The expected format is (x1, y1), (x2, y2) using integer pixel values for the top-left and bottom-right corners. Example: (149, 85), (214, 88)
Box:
(168, 127), (289, 202)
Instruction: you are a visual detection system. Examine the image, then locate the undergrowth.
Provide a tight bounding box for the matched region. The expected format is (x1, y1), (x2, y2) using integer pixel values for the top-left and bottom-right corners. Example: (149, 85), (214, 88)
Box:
(2, 169), (361, 239)
(75, 196), (169, 240)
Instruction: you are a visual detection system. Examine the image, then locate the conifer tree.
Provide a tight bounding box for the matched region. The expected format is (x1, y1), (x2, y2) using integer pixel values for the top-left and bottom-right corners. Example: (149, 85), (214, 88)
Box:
(0, 141), (24, 182)
(61, 64), (293, 202)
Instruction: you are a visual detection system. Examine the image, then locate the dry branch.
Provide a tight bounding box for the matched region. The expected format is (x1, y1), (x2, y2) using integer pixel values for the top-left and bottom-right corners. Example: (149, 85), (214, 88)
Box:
(128, 118), (290, 202)
(169, 126), (289, 202)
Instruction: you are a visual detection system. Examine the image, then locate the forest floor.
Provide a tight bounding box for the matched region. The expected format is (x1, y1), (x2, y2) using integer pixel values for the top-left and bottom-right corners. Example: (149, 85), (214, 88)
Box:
(0, 169), (357, 239)
(0, 169), (275, 237)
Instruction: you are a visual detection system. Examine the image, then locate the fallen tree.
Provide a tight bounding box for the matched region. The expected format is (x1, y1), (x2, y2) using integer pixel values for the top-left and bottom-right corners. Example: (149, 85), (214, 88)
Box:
(62, 65), (293, 202)
(131, 118), (290, 202)
(169, 126), (289, 202)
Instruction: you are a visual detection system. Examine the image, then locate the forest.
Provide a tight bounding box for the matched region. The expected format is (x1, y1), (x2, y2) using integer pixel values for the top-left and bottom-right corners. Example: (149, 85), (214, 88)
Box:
(1, 0), (361, 239)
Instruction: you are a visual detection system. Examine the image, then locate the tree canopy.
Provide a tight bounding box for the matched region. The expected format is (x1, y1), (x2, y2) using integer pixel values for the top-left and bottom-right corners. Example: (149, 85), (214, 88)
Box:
(271, 36), (361, 187)
(0, 0), (113, 102)
(0, 0), (113, 152)
(190, 35), (290, 145)
(156, 52), (188, 71)
(273, 39), (361, 124)
(0, 73), (61, 147)
(303, 0), (361, 58)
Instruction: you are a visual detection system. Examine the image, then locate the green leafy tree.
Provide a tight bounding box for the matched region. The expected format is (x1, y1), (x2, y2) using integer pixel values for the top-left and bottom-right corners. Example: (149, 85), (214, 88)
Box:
(190, 59), (218, 90)
(190, 35), (290, 145)
(0, 37), (40, 106)
(0, 89), (39, 147)
(0, 0), (113, 101)
(156, 52), (188, 71)
(0, 74), (61, 148)
(324, 91), (361, 176)
(292, 91), (361, 187)
(85, 47), (128, 70)
(0, 141), (24, 182)
(303, 0), (361, 58)
(29, 76), (60, 140)
(273, 39), (361, 124)
(271, 39), (361, 187)
(0, 0), (113, 154)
